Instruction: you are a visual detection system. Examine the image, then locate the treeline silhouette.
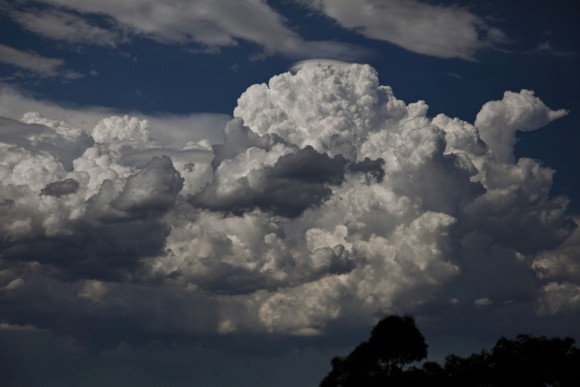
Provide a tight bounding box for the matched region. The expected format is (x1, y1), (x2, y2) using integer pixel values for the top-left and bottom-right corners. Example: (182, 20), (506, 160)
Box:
(320, 315), (580, 386)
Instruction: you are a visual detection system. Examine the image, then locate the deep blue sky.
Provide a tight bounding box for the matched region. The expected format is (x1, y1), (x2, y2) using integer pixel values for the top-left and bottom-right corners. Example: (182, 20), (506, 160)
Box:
(1, 1), (579, 386)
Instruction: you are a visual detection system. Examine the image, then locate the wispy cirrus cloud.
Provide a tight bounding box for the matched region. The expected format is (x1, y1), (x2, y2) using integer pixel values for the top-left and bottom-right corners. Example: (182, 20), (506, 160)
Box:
(297, 0), (507, 60)
(3, 0), (369, 60)
(0, 43), (65, 77)
(3, 5), (123, 47)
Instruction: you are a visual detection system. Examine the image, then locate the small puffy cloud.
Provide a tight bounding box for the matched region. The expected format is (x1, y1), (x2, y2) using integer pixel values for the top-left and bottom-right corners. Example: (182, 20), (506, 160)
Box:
(475, 90), (568, 163)
(77, 279), (108, 303)
(298, 0), (506, 60)
(92, 115), (153, 150)
(474, 297), (493, 306)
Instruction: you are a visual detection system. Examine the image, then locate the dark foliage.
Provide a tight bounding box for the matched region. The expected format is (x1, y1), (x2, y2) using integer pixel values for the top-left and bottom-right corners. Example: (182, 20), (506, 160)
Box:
(320, 315), (427, 387)
(320, 316), (580, 386)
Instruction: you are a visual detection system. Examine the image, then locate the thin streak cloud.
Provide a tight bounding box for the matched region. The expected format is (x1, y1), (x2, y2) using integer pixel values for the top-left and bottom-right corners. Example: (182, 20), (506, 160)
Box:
(298, 0), (507, 60)
(0, 44), (64, 77)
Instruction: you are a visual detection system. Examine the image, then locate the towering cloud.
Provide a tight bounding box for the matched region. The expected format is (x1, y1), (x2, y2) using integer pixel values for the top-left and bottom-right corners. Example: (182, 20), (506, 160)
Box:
(0, 63), (576, 344)
(475, 90), (568, 163)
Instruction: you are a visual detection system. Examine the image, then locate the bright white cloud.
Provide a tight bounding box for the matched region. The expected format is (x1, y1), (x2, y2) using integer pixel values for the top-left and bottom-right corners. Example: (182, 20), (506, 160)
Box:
(92, 115), (153, 149)
(235, 62), (388, 159)
(0, 62), (575, 341)
(0, 85), (231, 145)
(298, 0), (506, 60)
(475, 89), (568, 163)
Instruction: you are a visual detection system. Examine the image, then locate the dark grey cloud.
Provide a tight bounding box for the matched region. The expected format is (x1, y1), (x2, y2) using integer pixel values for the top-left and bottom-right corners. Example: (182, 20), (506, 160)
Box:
(192, 145), (388, 218)
(191, 146), (350, 217)
(0, 63), (577, 363)
(41, 178), (80, 197)
(114, 156), (184, 216)
(210, 118), (280, 169)
(0, 218), (168, 281)
(0, 326), (340, 387)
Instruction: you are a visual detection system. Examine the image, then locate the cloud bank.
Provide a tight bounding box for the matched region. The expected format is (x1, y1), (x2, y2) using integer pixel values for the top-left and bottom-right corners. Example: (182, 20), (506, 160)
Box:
(0, 63), (576, 345)
(3, 0), (368, 60)
(4, 0), (509, 62)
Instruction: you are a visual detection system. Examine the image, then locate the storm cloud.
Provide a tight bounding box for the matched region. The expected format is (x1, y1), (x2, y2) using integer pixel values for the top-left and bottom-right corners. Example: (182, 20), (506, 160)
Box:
(0, 62), (577, 345)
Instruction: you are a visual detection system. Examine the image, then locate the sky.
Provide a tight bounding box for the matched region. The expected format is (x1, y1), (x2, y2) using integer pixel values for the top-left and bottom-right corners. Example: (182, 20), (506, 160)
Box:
(0, 0), (579, 386)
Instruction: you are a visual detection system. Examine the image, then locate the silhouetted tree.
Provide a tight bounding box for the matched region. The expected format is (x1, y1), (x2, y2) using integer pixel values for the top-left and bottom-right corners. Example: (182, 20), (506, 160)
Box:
(320, 315), (427, 386)
(400, 361), (446, 387)
(442, 334), (580, 386)
(489, 334), (580, 386)
(320, 315), (580, 386)
(444, 351), (493, 386)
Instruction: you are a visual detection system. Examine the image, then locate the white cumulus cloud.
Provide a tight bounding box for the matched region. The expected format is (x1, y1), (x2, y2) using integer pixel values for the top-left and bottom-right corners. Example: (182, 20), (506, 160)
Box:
(475, 89), (568, 163)
(0, 62), (576, 343)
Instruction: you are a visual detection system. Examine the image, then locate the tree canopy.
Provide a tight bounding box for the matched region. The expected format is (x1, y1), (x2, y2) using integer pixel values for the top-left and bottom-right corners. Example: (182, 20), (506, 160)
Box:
(320, 315), (580, 386)
(320, 315), (427, 387)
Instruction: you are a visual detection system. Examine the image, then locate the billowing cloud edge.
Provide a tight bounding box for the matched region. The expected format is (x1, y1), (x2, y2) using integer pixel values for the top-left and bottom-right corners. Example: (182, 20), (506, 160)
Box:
(0, 62), (577, 345)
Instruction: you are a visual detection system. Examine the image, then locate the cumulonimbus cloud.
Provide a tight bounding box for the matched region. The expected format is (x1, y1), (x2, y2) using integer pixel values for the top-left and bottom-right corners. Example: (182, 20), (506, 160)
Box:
(0, 62), (576, 344)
